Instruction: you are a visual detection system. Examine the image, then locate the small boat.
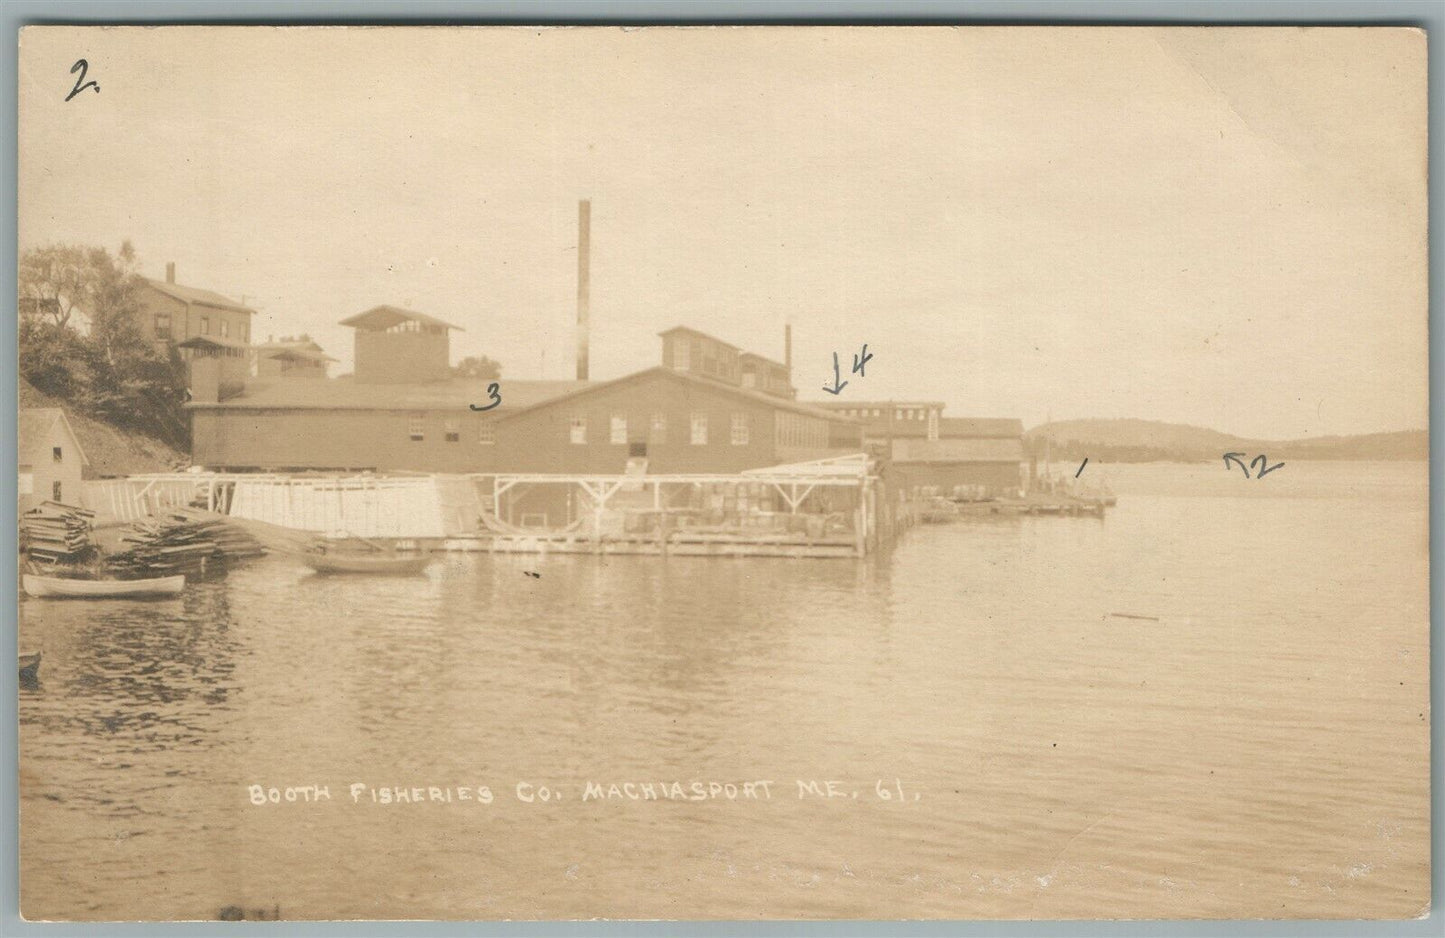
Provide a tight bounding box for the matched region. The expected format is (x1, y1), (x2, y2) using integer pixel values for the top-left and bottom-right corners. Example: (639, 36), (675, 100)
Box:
(22, 573), (186, 599)
(302, 552), (433, 576)
(19, 652), (41, 681)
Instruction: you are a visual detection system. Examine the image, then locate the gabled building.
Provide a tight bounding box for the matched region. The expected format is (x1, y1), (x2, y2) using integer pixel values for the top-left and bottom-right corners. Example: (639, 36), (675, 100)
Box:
(659, 325), (795, 399)
(816, 400), (1024, 496)
(137, 263), (256, 348)
(341, 305), (461, 384)
(187, 312), (860, 479)
(253, 335), (335, 379)
(19, 408), (88, 511)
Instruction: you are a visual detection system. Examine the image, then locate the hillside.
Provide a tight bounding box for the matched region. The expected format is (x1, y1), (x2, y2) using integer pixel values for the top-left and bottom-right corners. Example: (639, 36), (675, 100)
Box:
(20, 378), (189, 477)
(1025, 419), (1428, 463)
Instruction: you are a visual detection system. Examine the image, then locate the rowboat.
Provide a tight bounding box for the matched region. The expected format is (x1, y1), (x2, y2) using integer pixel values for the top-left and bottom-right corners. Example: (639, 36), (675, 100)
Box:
(302, 552), (433, 575)
(19, 652), (41, 681)
(22, 573), (186, 599)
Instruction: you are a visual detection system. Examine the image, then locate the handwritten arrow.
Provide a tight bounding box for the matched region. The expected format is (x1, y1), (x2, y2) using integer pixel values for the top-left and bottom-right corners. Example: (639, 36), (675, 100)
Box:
(1222, 452), (1251, 478)
(822, 352), (849, 396)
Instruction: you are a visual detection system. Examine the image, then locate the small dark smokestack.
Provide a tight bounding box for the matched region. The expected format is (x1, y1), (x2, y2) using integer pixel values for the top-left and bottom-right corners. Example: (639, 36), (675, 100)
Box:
(165, 262), (176, 284)
(576, 200), (591, 381)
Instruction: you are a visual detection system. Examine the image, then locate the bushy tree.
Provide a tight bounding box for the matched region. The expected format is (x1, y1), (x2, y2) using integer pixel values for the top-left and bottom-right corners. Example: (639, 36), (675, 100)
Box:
(18, 241), (189, 447)
(453, 355), (502, 380)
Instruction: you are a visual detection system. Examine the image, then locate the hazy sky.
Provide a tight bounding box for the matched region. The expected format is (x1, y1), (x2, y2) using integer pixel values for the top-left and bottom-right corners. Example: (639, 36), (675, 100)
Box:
(19, 26), (1427, 437)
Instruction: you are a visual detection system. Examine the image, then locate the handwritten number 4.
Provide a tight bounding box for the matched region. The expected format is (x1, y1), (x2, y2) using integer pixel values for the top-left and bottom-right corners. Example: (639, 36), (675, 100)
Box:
(66, 59), (100, 102)
(851, 344), (872, 377)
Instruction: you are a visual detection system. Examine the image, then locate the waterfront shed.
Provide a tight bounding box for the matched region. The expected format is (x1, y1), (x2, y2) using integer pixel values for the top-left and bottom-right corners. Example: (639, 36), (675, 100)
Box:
(19, 408), (88, 512)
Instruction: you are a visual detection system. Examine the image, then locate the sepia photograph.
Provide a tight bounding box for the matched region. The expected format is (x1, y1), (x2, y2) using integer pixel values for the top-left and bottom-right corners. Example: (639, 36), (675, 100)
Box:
(13, 24), (1430, 922)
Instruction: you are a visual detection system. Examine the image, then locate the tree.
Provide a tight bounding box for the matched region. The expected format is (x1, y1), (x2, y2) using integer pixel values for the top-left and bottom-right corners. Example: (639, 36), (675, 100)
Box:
(18, 245), (92, 327)
(453, 356), (502, 380)
(18, 241), (190, 448)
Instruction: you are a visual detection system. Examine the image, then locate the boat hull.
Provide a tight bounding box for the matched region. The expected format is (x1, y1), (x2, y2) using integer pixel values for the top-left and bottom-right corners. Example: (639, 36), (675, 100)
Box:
(303, 554), (433, 575)
(22, 574), (186, 599)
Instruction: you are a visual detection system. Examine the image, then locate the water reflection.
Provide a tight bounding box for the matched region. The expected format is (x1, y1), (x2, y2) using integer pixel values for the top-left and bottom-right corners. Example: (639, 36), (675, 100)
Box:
(17, 463), (1432, 920)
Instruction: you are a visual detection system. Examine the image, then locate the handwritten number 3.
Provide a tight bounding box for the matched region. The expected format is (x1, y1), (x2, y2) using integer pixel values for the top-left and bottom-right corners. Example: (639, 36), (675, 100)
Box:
(66, 59), (100, 102)
(469, 383), (502, 412)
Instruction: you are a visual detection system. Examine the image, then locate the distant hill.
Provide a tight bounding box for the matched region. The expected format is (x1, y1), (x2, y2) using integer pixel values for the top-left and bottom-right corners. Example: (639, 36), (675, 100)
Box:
(1025, 419), (1428, 463)
(20, 378), (188, 477)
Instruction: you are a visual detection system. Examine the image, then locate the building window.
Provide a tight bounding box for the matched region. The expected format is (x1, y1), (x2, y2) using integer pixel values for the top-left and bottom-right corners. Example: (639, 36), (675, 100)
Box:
(570, 416), (587, 444)
(741, 371), (757, 388)
(154, 313), (171, 338)
(220, 321), (230, 338)
(927, 409), (939, 442)
(444, 418), (460, 442)
(673, 339), (690, 370)
(610, 415), (627, 444)
(629, 442), (648, 458)
(200, 316), (210, 335)
(408, 415), (425, 441)
(650, 413), (666, 444)
(479, 423), (496, 445)
(731, 413), (749, 445)
(52, 481), (62, 502)
(52, 446), (62, 462)
(690, 413), (708, 445)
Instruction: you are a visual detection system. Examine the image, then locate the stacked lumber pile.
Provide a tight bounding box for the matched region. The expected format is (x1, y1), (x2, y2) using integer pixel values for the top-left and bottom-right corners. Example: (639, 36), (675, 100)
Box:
(21, 502), (97, 565)
(106, 510), (266, 579)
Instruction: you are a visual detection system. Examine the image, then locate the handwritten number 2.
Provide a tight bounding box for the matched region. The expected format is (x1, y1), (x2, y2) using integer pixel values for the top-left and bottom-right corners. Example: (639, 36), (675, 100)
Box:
(1250, 454), (1285, 478)
(470, 382), (501, 412)
(1223, 452), (1284, 479)
(66, 59), (100, 102)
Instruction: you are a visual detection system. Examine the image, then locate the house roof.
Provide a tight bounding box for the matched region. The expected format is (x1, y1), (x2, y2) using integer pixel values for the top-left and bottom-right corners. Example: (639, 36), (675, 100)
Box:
(815, 400), (948, 411)
(177, 335), (253, 351)
(340, 305), (464, 332)
(739, 350), (788, 370)
(255, 337), (325, 353)
(940, 418), (1024, 439)
(493, 366), (859, 425)
(19, 408), (89, 466)
(892, 437), (1025, 463)
(658, 325), (740, 351)
(143, 279), (255, 314)
(259, 346), (337, 363)
(186, 376), (587, 412)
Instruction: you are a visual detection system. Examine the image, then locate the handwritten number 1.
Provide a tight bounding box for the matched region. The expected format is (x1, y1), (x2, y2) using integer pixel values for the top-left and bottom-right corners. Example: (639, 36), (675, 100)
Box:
(66, 59), (100, 102)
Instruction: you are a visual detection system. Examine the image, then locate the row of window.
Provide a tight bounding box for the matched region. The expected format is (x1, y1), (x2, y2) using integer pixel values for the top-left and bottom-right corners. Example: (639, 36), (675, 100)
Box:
(774, 412), (828, 448)
(400, 414), (754, 447)
(407, 416), (493, 444)
(154, 313), (250, 343)
(570, 413), (749, 446)
(838, 406), (936, 421)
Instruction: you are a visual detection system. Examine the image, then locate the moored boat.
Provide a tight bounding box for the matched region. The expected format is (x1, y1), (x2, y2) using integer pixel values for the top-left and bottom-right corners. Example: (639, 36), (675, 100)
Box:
(302, 552), (433, 575)
(22, 573), (186, 599)
(19, 652), (41, 681)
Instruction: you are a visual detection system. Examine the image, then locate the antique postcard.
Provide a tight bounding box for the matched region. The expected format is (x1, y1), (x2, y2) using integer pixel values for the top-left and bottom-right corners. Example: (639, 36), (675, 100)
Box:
(15, 26), (1429, 921)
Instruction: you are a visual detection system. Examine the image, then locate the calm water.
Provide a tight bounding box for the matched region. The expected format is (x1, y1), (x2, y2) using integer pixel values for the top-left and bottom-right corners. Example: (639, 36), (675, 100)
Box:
(19, 461), (1430, 920)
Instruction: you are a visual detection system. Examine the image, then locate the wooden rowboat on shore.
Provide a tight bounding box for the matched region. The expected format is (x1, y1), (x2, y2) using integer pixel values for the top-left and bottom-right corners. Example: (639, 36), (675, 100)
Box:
(301, 552), (433, 576)
(22, 573), (186, 599)
(19, 652), (41, 681)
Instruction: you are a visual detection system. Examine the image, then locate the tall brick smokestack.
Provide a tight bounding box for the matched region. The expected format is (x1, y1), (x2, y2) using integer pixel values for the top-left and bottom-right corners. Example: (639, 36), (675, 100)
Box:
(166, 262), (176, 284)
(784, 323), (792, 378)
(576, 200), (590, 381)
